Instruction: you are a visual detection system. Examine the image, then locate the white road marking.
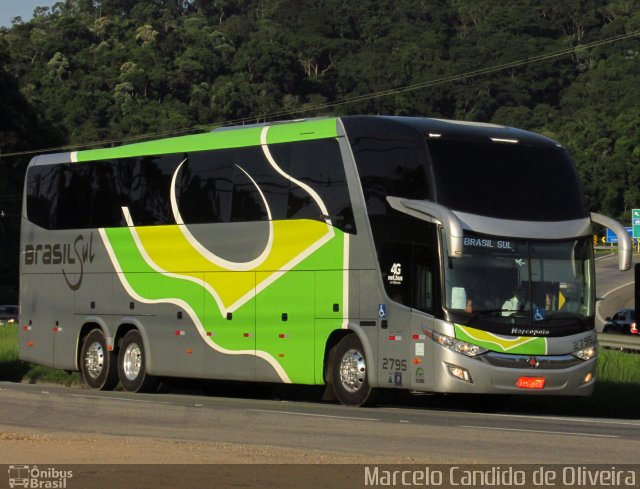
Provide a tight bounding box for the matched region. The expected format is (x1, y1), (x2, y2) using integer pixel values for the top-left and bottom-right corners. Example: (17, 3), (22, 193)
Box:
(69, 393), (172, 404)
(595, 253), (615, 261)
(382, 406), (640, 427)
(460, 425), (619, 438)
(247, 409), (379, 422)
(471, 411), (640, 427)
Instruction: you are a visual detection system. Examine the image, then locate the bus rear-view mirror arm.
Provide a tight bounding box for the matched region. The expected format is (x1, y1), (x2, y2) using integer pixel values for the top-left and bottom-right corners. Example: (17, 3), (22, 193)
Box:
(386, 197), (464, 258)
(591, 212), (632, 271)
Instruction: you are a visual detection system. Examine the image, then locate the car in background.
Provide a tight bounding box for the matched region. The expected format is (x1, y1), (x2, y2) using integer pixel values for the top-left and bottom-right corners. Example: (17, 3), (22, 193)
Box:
(603, 308), (638, 335)
(0, 305), (18, 323)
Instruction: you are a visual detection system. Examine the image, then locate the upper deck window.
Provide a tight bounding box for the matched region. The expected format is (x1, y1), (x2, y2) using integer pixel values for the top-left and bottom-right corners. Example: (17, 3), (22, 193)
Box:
(26, 138), (355, 233)
(351, 135), (431, 213)
(428, 140), (588, 221)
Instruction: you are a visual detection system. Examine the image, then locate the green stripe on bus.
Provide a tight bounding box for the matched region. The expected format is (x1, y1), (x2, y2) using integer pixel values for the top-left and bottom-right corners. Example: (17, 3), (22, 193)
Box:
(76, 118), (338, 162)
(265, 118), (338, 144)
(454, 324), (547, 355)
(104, 224), (345, 384)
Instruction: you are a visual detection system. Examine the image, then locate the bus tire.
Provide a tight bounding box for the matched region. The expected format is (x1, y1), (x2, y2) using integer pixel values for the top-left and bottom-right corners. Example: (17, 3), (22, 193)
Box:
(330, 334), (374, 406)
(117, 330), (158, 393)
(80, 329), (118, 391)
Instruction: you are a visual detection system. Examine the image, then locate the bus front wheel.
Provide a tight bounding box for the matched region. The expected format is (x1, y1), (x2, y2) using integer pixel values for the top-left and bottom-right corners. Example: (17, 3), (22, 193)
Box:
(80, 329), (118, 391)
(330, 334), (374, 406)
(117, 330), (158, 393)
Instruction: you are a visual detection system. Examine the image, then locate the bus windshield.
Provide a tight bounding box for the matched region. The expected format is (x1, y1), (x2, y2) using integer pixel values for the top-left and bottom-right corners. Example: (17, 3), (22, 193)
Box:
(443, 232), (594, 333)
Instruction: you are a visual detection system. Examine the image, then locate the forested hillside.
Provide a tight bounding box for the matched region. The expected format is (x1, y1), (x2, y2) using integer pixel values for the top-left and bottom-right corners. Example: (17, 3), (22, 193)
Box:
(0, 0), (639, 301)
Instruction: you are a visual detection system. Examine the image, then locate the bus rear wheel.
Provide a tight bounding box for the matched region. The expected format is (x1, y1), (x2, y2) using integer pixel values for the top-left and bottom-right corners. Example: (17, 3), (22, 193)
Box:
(80, 329), (118, 391)
(117, 330), (158, 393)
(330, 334), (374, 406)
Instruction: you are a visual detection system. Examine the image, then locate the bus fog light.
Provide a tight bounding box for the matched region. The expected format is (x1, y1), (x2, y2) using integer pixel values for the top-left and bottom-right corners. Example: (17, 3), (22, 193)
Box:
(572, 344), (597, 361)
(446, 363), (473, 383)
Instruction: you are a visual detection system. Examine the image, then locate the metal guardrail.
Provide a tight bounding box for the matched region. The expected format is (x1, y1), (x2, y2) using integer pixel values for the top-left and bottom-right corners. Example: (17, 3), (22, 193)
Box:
(597, 332), (640, 352)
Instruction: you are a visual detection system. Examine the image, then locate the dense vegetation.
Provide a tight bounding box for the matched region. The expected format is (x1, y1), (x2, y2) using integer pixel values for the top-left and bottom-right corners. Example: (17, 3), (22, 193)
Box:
(0, 0), (639, 302)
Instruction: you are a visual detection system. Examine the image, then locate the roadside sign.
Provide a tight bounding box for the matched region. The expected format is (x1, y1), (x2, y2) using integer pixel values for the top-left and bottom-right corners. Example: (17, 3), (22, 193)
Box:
(633, 209), (640, 239)
(606, 227), (633, 243)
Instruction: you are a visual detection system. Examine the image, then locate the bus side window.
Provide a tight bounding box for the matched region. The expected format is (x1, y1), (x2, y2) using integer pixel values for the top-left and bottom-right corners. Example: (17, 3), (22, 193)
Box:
(26, 165), (59, 229)
(233, 145), (289, 222)
(176, 150), (234, 224)
(55, 165), (94, 229)
(129, 154), (181, 226)
(378, 245), (412, 307)
(272, 139), (356, 233)
(413, 246), (435, 313)
(378, 244), (436, 314)
(91, 160), (130, 227)
(230, 164), (269, 222)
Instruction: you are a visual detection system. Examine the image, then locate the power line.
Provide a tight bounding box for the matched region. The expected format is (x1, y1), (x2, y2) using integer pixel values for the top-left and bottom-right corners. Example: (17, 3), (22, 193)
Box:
(1, 29), (638, 161)
(251, 30), (640, 122)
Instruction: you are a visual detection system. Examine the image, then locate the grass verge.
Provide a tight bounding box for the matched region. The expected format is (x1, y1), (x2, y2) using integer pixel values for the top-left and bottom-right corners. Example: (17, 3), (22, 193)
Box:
(506, 347), (640, 418)
(0, 322), (79, 385)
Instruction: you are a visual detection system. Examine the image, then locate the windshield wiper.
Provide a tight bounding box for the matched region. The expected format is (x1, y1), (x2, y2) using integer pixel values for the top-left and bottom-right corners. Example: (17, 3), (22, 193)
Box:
(461, 309), (519, 325)
(534, 312), (585, 323)
(474, 308), (527, 317)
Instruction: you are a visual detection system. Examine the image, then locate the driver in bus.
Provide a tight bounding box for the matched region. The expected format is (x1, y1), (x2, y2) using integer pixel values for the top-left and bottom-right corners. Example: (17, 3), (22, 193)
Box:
(502, 284), (552, 316)
(501, 284), (528, 316)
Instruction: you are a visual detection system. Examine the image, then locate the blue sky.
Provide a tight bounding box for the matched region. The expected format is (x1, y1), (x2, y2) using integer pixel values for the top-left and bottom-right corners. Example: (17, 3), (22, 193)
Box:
(0, 0), (59, 27)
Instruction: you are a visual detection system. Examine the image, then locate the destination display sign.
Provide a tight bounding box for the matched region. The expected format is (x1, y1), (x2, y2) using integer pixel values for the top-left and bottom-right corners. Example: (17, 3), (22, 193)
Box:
(463, 237), (516, 251)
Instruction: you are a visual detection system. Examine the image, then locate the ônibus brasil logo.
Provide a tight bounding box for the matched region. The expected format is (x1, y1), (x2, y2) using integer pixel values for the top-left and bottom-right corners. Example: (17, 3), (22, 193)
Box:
(8, 465), (73, 488)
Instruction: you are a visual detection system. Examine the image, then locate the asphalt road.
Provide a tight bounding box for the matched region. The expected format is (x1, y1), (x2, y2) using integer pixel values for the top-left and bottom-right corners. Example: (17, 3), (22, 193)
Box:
(1, 381), (640, 465)
(595, 251), (639, 329)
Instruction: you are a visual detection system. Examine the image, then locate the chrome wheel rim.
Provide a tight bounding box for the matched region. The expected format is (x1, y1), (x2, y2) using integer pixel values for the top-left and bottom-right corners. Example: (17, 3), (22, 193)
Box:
(123, 343), (142, 381)
(339, 348), (366, 393)
(85, 341), (104, 379)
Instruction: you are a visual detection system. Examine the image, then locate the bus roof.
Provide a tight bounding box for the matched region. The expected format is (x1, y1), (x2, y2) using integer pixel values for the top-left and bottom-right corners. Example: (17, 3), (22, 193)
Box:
(28, 115), (562, 168)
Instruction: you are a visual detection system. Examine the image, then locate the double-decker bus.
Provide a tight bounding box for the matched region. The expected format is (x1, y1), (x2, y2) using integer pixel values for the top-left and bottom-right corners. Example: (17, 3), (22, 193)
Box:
(19, 116), (631, 406)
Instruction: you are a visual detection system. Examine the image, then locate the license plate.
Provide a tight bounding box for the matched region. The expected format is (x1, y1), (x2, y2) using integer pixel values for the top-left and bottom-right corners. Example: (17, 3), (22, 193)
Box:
(516, 377), (546, 389)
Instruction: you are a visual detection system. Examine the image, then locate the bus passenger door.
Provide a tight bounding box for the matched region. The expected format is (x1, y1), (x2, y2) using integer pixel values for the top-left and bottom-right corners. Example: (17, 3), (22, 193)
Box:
(256, 270), (315, 384)
(377, 303), (413, 390)
(376, 243), (438, 391)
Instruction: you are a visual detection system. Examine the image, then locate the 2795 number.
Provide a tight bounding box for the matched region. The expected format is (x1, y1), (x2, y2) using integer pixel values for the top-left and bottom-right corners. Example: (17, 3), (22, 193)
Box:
(572, 335), (595, 351)
(382, 358), (407, 371)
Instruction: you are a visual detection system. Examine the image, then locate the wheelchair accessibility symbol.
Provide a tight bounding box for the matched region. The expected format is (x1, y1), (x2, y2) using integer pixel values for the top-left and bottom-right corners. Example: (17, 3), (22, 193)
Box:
(378, 304), (387, 319)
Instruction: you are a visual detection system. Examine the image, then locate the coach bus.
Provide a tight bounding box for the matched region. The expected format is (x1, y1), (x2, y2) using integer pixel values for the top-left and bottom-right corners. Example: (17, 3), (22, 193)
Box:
(18, 116), (632, 406)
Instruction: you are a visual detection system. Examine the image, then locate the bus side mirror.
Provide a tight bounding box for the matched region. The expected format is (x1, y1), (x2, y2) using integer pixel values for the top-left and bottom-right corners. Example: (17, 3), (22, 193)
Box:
(387, 197), (464, 258)
(591, 212), (632, 271)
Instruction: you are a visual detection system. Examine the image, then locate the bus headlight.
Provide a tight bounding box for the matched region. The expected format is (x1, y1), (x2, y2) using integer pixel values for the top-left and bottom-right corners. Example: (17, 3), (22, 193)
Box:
(572, 344), (597, 361)
(432, 331), (488, 357)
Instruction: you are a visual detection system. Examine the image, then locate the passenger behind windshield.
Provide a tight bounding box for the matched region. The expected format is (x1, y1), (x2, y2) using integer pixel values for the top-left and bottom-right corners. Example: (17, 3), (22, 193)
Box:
(501, 284), (528, 316)
(443, 232), (592, 331)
